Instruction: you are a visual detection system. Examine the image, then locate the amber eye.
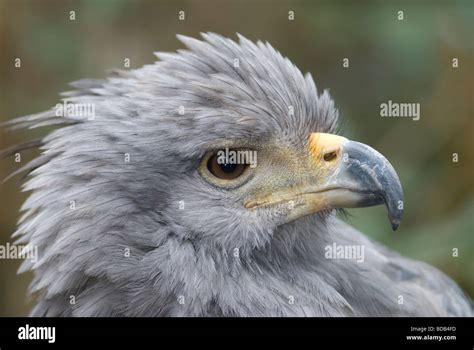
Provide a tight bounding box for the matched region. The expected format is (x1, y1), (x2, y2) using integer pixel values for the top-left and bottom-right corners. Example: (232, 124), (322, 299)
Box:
(207, 153), (248, 180)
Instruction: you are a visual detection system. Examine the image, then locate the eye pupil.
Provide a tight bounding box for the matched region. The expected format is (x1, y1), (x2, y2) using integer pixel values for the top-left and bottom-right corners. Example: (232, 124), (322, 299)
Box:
(205, 151), (249, 181)
(219, 163), (237, 173)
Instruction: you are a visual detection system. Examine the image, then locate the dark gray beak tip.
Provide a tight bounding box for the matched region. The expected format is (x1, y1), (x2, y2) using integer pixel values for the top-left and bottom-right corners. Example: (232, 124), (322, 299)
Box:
(390, 220), (400, 231)
(385, 191), (403, 231)
(386, 197), (403, 231)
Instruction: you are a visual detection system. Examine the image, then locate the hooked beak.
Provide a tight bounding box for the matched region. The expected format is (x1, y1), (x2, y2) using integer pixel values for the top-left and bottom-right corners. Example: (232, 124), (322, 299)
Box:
(246, 133), (404, 230)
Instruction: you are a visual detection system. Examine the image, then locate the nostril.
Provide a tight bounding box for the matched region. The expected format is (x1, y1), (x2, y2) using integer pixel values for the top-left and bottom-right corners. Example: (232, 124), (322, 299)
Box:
(323, 150), (338, 162)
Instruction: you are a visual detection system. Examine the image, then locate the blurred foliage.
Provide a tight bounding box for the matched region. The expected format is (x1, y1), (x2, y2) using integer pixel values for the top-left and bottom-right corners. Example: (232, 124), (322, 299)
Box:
(0, 0), (473, 316)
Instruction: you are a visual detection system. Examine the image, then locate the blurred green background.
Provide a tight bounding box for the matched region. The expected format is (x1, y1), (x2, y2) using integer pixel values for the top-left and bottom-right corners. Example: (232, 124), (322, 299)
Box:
(0, 0), (473, 316)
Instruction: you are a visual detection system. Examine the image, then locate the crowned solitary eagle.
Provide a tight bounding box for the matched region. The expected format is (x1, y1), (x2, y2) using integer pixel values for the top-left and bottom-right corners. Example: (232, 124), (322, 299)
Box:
(2, 33), (472, 316)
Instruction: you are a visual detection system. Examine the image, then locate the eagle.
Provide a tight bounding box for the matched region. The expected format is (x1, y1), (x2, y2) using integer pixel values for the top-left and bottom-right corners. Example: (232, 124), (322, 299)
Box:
(2, 33), (472, 316)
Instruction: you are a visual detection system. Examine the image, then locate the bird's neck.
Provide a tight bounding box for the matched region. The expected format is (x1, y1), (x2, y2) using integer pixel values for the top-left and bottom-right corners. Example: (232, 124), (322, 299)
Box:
(160, 214), (347, 316)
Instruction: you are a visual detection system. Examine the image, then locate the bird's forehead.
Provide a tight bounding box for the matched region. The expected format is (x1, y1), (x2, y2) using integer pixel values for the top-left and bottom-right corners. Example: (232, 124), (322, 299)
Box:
(137, 33), (338, 147)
